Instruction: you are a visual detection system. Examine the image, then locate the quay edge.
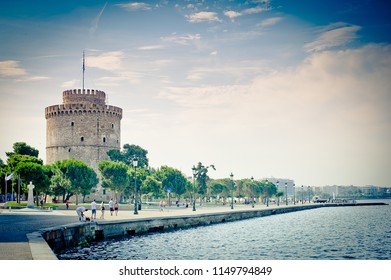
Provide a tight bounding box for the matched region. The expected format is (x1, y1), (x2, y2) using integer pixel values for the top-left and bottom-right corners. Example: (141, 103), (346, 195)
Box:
(39, 202), (388, 258)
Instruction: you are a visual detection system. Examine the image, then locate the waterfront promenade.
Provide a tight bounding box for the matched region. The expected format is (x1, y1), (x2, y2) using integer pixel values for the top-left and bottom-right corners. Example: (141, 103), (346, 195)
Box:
(0, 202), (297, 260)
(1, 201), (385, 260)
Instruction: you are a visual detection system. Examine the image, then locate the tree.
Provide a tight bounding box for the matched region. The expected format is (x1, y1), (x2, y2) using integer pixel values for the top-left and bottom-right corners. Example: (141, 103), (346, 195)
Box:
(56, 159), (98, 205)
(193, 162), (215, 205)
(15, 162), (50, 206)
(98, 160), (130, 201)
(155, 166), (189, 202)
(262, 180), (277, 205)
(107, 144), (149, 168)
(142, 175), (163, 199)
(6, 142), (39, 158)
(50, 166), (72, 203)
(209, 180), (227, 204)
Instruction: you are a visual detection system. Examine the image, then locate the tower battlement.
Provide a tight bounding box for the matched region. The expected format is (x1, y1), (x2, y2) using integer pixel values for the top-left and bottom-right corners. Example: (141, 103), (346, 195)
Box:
(63, 89), (106, 105)
(45, 88), (122, 175)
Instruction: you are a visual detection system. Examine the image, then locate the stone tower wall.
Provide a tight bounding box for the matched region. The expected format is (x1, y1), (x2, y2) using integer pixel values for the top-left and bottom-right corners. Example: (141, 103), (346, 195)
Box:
(45, 89), (122, 173)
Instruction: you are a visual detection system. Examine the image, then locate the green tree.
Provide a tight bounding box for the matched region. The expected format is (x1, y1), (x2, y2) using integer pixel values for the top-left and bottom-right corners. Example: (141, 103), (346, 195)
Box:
(262, 180), (277, 205)
(50, 166), (72, 203)
(15, 162), (50, 206)
(193, 162), (215, 205)
(107, 144), (149, 168)
(155, 166), (189, 203)
(6, 142), (39, 158)
(209, 180), (227, 204)
(128, 166), (149, 207)
(142, 175), (163, 199)
(98, 160), (130, 201)
(56, 159), (98, 205)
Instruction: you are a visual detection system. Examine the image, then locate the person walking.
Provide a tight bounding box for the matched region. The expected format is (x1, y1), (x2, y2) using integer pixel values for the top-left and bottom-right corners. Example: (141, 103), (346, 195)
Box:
(76, 206), (88, 221)
(91, 199), (97, 220)
(65, 200), (69, 210)
(109, 198), (114, 216)
(114, 200), (119, 216)
(159, 200), (164, 211)
(100, 201), (105, 219)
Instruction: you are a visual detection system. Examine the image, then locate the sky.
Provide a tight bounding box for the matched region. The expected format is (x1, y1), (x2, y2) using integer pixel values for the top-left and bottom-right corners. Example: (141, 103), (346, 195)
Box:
(0, 0), (390, 187)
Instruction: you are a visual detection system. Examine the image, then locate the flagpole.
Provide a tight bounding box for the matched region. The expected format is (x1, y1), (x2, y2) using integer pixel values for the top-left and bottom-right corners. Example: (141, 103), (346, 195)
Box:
(82, 50), (85, 92)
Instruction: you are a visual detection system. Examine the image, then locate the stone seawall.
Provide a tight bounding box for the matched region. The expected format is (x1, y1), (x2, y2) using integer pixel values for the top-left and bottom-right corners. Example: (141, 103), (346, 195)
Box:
(42, 204), (324, 252)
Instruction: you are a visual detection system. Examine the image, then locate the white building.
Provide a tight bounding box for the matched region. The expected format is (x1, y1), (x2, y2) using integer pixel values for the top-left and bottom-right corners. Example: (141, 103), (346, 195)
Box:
(263, 177), (295, 198)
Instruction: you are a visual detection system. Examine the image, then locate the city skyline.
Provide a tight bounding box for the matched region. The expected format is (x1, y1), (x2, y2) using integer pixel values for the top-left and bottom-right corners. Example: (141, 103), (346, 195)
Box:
(0, 0), (390, 187)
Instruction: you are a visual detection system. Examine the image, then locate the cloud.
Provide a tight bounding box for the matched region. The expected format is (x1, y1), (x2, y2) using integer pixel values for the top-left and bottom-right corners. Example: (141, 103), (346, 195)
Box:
(61, 79), (79, 88)
(224, 10), (242, 19)
(138, 45), (164, 51)
(258, 17), (282, 27)
(305, 22), (361, 52)
(0, 60), (27, 76)
(86, 51), (124, 71)
(224, 4), (270, 20)
(159, 44), (391, 174)
(242, 6), (270, 15)
(90, 2), (107, 35)
(160, 33), (201, 45)
(116, 2), (152, 11)
(186, 11), (221, 23)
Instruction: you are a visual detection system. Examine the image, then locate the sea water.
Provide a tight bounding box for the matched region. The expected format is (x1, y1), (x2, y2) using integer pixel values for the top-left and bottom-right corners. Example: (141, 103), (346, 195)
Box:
(56, 200), (391, 260)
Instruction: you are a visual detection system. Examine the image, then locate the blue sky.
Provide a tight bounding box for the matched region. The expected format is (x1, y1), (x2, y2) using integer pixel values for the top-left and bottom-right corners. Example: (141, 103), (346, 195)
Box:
(1, 0), (390, 187)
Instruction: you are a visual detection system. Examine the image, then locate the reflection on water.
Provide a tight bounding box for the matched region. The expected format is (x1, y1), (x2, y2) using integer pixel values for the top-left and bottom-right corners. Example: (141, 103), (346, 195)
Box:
(57, 200), (391, 260)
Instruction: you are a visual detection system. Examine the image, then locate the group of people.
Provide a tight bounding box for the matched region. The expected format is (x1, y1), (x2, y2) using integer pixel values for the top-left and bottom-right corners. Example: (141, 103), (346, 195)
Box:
(75, 198), (119, 222)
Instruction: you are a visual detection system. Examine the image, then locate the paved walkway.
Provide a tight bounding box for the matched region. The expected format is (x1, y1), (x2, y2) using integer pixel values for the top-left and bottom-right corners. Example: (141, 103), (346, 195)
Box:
(0, 202), (297, 260)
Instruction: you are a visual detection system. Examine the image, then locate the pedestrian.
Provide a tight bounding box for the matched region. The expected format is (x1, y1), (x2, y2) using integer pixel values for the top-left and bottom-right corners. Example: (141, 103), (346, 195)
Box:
(159, 199), (163, 211)
(100, 201), (105, 219)
(114, 200), (119, 216)
(109, 198), (114, 216)
(76, 206), (88, 221)
(65, 200), (69, 210)
(91, 199), (97, 220)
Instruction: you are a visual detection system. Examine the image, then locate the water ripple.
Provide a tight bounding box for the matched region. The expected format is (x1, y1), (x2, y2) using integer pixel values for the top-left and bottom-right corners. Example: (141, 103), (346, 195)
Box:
(57, 201), (391, 260)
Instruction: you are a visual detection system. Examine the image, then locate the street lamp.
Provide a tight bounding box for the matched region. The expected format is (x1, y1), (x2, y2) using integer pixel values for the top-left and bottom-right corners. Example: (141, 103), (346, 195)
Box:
(230, 172), (234, 209)
(285, 182), (288, 206)
(192, 165), (196, 211)
(276, 180), (279, 206)
(251, 176), (254, 208)
(293, 184), (296, 205)
(133, 157), (138, 215)
(308, 186), (311, 203)
(266, 179), (269, 207)
(301, 185), (304, 204)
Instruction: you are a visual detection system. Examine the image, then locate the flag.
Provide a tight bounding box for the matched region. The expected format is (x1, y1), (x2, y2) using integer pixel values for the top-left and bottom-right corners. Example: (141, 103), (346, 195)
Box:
(5, 173), (13, 181)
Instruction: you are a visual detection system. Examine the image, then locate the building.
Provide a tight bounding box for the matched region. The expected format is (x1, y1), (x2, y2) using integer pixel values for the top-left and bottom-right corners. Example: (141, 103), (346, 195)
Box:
(264, 177), (295, 199)
(45, 88), (122, 195)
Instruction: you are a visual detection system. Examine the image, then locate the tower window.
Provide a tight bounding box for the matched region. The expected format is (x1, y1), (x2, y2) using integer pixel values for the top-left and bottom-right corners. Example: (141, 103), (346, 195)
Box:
(103, 137), (106, 143)
(112, 124), (114, 129)
(71, 121), (74, 127)
(81, 136), (84, 142)
(68, 148), (71, 152)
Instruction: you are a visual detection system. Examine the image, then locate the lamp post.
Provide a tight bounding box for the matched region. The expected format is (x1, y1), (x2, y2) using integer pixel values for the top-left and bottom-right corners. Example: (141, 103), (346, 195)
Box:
(266, 179), (269, 207)
(276, 180), (279, 206)
(308, 186), (311, 203)
(133, 157), (138, 215)
(251, 176), (254, 208)
(301, 185), (304, 204)
(293, 183), (296, 205)
(285, 182), (288, 206)
(192, 165), (196, 211)
(230, 172), (234, 209)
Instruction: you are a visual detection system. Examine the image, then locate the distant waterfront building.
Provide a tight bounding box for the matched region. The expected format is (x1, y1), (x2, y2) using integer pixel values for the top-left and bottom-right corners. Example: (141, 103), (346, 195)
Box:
(264, 178), (295, 198)
(45, 89), (122, 195)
